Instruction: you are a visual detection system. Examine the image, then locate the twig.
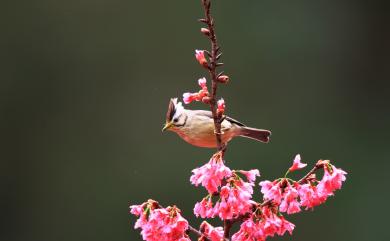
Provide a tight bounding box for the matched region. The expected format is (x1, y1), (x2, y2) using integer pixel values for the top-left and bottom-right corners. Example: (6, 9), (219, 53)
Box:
(200, 0), (226, 154)
(188, 224), (205, 238)
(298, 163), (322, 184)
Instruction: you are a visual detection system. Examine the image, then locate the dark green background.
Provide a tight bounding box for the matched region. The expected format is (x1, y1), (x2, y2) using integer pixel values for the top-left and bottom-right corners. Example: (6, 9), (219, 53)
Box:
(1, 0), (389, 240)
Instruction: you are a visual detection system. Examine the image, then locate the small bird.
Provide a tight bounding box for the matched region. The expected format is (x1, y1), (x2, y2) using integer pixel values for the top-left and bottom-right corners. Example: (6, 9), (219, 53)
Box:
(162, 98), (271, 148)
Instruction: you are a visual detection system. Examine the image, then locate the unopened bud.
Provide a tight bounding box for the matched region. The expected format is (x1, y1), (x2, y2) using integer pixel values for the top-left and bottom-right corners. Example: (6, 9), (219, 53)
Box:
(200, 28), (210, 36)
(217, 75), (229, 83)
(201, 96), (211, 104)
(195, 50), (209, 68)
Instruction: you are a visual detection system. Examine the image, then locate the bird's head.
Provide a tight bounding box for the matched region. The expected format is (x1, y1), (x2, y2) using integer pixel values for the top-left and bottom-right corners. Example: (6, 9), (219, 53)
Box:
(162, 98), (188, 132)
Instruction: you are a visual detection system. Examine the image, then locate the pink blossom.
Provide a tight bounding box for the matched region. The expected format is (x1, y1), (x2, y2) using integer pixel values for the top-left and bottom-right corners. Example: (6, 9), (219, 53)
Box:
(262, 207), (295, 237)
(198, 77), (207, 88)
(278, 216), (295, 236)
(130, 202), (190, 241)
(259, 180), (283, 204)
(194, 198), (215, 218)
(239, 169), (260, 183)
(317, 164), (347, 195)
(190, 154), (232, 194)
(232, 217), (265, 241)
(214, 178), (254, 220)
(279, 184), (301, 214)
(288, 154), (307, 172)
(232, 207), (295, 241)
(217, 98), (225, 115)
(195, 50), (208, 68)
(182, 78), (209, 104)
(130, 204), (144, 216)
(297, 183), (327, 209)
(200, 221), (224, 241)
(182, 92), (198, 104)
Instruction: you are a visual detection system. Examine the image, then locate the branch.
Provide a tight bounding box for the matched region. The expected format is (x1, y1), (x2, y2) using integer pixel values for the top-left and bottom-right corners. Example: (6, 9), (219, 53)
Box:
(223, 220), (232, 240)
(188, 224), (205, 239)
(200, 0), (225, 154)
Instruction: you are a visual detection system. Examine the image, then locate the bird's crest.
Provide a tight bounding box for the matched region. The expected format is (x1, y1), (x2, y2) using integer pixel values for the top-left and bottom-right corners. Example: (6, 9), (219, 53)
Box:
(166, 98), (184, 122)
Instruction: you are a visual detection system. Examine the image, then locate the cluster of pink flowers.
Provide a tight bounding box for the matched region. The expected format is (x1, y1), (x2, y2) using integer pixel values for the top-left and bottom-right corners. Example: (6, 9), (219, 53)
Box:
(260, 157), (347, 213)
(130, 153), (347, 241)
(183, 77), (210, 104)
(198, 221), (224, 241)
(190, 152), (232, 194)
(130, 200), (190, 241)
(193, 169), (259, 220)
(232, 207), (295, 241)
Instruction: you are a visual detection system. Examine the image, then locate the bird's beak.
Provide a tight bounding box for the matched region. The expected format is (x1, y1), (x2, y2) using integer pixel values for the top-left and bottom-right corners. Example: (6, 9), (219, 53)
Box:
(162, 122), (173, 132)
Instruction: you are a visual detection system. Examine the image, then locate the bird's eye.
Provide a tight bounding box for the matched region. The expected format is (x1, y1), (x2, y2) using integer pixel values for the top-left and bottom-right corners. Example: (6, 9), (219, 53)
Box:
(173, 118), (178, 123)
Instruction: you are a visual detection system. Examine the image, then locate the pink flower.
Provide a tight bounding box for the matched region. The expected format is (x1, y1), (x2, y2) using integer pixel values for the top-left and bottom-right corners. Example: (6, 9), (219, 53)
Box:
(317, 164), (347, 196)
(182, 92), (198, 104)
(130, 202), (190, 241)
(200, 221), (224, 241)
(288, 154), (307, 172)
(232, 207), (295, 241)
(297, 183), (327, 209)
(239, 169), (260, 183)
(195, 50), (208, 68)
(213, 178), (255, 220)
(232, 217), (265, 241)
(279, 184), (301, 214)
(130, 204), (144, 216)
(259, 180), (283, 204)
(261, 207), (295, 237)
(217, 98), (225, 115)
(182, 78), (209, 104)
(190, 153), (232, 194)
(194, 198), (215, 218)
(278, 216), (295, 236)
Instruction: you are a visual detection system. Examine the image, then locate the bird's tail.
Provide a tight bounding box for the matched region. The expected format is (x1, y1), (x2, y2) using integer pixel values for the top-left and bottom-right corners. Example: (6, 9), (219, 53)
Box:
(239, 127), (271, 143)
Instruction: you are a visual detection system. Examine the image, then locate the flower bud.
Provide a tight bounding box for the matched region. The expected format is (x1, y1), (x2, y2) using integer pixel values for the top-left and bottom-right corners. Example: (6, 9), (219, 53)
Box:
(217, 75), (229, 83)
(198, 77), (207, 88)
(201, 96), (211, 104)
(200, 28), (210, 36)
(195, 50), (209, 68)
(217, 98), (225, 115)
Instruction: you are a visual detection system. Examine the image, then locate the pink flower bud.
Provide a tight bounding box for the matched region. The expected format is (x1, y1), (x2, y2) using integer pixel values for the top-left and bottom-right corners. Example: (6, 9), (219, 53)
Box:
(201, 96), (211, 104)
(200, 28), (210, 35)
(217, 98), (225, 115)
(198, 77), (207, 88)
(195, 50), (209, 68)
(217, 75), (229, 83)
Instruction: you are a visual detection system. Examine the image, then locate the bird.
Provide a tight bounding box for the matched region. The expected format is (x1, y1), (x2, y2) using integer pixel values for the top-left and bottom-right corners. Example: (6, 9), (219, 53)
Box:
(162, 98), (271, 148)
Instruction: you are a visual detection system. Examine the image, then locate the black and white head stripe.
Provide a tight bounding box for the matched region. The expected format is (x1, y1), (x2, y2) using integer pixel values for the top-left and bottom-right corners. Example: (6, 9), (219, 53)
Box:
(165, 98), (184, 122)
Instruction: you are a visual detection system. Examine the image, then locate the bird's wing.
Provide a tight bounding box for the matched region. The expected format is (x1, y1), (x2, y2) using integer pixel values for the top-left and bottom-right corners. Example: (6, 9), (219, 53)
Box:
(192, 110), (246, 126)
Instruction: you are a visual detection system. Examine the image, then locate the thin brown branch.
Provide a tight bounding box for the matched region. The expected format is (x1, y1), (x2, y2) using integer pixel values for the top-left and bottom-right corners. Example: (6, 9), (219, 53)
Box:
(223, 220), (233, 240)
(298, 163), (322, 184)
(188, 224), (205, 239)
(200, 0), (225, 154)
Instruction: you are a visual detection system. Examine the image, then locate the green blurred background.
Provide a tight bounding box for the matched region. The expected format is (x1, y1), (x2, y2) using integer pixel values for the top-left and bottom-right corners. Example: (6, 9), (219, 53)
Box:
(1, 0), (389, 240)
